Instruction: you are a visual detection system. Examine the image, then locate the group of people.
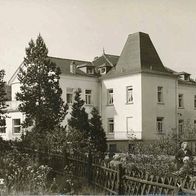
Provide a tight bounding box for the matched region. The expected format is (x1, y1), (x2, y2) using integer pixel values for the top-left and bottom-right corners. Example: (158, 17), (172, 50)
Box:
(174, 141), (194, 176)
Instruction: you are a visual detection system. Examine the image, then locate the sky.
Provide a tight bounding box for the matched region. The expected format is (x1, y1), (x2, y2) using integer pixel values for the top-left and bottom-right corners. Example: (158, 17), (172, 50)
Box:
(0, 0), (196, 81)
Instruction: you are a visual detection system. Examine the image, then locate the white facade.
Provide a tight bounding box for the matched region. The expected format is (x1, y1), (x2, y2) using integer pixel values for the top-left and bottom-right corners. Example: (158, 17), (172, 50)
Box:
(59, 75), (99, 126)
(101, 74), (142, 141)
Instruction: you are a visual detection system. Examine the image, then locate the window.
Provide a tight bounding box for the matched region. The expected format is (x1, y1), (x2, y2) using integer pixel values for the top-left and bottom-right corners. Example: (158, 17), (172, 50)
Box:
(85, 89), (92, 105)
(178, 94), (184, 108)
(157, 117), (164, 133)
(87, 67), (94, 74)
(127, 86), (133, 103)
(108, 118), (114, 133)
(178, 119), (184, 134)
(107, 89), (113, 105)
(194, 95), (196, 109)
(108, 144), (117, 153)
(66, 88), (73, 104)
(100, 67), (106, 74)
(157, 86), (163, 103)
(194, 120), (196, 129)
(0, 119), (6, 134)
(13, 119), (21, 134)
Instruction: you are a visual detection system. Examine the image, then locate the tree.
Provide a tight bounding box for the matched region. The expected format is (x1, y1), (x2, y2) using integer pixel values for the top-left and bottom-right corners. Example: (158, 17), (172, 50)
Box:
(16, 35), (67, 137)
(0, 70), (7, 129)
(68, 91), (107, 157)
(89, 107), (107, 157)
(68, 89), (89, 136)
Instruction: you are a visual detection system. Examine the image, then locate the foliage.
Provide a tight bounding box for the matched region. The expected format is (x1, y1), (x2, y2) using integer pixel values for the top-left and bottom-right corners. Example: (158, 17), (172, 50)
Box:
(178, 120), (196, 142)
(65, 127), (86, 154)
(20, 126), (68, 152)
(132, 135), (177, 156)
(109, 134), (179, 176)
(89, 107), (107, 157)
(68, 91), (107, 157)
(0, 70), (7, 128)
(56, 164), (82, 194)
(16, 34), (68, 133)
(68, 89), (89, 136)
(126, 153), (175, 176)
(0, 148), (51, 194)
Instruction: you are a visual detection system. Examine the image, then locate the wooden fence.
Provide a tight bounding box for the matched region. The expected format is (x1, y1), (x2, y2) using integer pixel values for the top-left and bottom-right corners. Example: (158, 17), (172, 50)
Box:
(19, 147), (196, 195)
(67, 153), (196, 195)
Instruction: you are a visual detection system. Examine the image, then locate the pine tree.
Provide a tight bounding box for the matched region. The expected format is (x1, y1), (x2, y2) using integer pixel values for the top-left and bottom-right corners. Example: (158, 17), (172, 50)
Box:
(68, 89), (89, 135)
(89, 107), (107, 157)
(0, 70), (7, 128)
(16, 35), (68, 134)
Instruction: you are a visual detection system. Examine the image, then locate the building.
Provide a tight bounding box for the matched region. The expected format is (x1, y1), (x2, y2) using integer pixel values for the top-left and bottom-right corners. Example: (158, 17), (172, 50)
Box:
(2, 32), (196, 152)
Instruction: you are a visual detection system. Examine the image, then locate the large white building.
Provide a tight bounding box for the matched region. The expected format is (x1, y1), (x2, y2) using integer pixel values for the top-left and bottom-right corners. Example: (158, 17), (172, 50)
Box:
(2, 32), (196, 152)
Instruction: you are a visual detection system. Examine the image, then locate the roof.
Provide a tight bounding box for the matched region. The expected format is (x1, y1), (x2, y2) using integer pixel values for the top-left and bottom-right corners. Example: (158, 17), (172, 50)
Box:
(9, 32), (195, 84)
(103, 32), (172, 79)
(92, 53), (119, 68)
(48, 56), (96, 78)
(178, 78), (196, 85)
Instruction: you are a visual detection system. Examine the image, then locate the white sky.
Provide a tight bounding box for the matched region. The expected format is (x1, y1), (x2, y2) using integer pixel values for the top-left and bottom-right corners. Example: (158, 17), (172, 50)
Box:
(0, 0), (196, 81)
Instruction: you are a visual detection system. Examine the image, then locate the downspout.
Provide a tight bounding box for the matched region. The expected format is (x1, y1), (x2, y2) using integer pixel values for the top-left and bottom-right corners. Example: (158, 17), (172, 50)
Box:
(175, 77), (178, 148)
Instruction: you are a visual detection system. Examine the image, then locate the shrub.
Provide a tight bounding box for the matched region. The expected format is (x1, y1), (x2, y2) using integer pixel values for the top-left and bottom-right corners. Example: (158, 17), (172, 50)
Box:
(0, 148), (51, 194)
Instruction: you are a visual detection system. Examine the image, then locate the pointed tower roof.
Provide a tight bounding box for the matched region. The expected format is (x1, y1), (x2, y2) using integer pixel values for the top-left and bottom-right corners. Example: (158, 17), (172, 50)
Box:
(114, 32), (169, 75)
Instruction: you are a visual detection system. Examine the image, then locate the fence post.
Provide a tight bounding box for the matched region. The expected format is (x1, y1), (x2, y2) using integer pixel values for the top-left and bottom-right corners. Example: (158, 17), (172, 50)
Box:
(87, 151), (93, 185)
(118, 163), (124, 195)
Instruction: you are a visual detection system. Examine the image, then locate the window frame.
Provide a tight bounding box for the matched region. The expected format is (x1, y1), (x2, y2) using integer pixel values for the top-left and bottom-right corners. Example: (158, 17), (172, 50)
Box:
(194, 95), (196, 109)
(66, 88), (74, 104)
(194, 120), (196, 129)
(107, 89), (114, 105)
(156, 117), (164, 134)
(0, 119), (6, 134)
(126, 86), (133, 104)
(157, 86), (164, 103)
(178, 94), (184, 108)
(12, 119), (21, 134)
(178, 119), (184, 134)
(108, 118), (114, 133)
(100, 67), (106, 74)
(85, 89), (92, 105)
(86, 67), (94, 74)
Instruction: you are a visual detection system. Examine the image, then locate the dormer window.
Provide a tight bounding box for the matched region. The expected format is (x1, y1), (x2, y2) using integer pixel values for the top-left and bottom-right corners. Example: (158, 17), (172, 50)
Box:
(178, 72), (191, 81)
(184, 74), (190, 81)
(87, 67), (94, 74)
(100, 67), (106, 75)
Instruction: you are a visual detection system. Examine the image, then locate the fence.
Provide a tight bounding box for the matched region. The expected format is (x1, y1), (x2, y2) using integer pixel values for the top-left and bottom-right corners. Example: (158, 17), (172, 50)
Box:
(17, 147), (196, 195)
(67, 153), (196, 195)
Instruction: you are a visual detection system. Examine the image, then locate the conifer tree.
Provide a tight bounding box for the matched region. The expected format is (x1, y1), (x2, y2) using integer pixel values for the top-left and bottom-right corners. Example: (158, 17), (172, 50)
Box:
(68, 89), (89, 136)
(16, 35), (67, 134)
(89, 107), (107, 156)
(68, 91), (107, 156)
(0, 70), (7, 129)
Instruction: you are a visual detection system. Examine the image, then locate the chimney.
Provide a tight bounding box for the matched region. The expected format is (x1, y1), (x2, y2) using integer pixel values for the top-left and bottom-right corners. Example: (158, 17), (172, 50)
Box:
(70, 61), (76, 74)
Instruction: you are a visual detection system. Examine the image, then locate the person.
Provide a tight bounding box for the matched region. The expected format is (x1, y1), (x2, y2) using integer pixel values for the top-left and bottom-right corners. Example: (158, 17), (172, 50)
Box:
(175, 141), (192, 170)
(173, 156), (193, 177)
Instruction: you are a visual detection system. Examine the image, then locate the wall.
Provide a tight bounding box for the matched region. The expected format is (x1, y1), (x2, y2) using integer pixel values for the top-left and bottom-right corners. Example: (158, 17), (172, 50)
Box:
(5, 74), (99, 140)
(59, 75), (99, 126)
(1, 111), (24, 140)
(101, 74), (142, 141)
(177, 83), (196, 126)
(141, 73), (177, 140)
